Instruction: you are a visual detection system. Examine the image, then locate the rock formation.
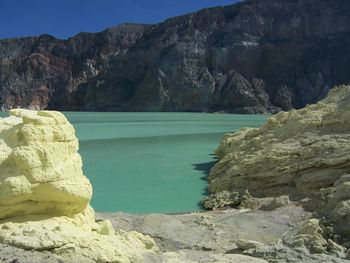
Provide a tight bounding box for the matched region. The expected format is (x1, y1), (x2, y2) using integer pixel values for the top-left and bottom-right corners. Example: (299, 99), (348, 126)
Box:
(208, 85), (350, 198)
(304, 173), (350, 244)
(1, 0), (350, 112)
(207, 85), (350, 260)
(0, 107), (349, 262)
(0, 109), (157, 262)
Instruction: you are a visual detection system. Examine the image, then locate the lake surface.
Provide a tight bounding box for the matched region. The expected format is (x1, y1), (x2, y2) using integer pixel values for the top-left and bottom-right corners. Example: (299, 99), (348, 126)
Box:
(0, 111), (267, 213)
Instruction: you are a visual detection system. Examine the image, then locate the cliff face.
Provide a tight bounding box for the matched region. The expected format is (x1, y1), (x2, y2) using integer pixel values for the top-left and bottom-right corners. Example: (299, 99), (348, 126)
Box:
(209, 85), (350, 197)
(1, 0), (350, 112)
(0, 25), (146, 111)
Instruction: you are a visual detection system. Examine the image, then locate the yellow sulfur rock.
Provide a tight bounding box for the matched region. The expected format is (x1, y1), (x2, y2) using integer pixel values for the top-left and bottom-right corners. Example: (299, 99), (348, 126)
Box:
(209, 85), (350, 197)
(0, 109), (157, 262)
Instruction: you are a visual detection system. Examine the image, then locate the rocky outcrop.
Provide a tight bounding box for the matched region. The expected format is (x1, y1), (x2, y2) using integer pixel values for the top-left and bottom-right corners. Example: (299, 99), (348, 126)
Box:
(2, 0), (350, 112)
(0, 109), (157, 262)
(98, 205), (349, 263)
(303, 173), (350, 245)
(0, 109), (92, 219)
(98, 205), (308, 263)
(208, 85), (350, 198)
(201, 190), (242, 210)
(206, 85), (350, 260)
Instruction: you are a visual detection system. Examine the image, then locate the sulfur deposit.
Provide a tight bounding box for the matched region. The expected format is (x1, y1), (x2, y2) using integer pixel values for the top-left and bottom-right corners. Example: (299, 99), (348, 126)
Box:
(209, 85), (350, 198)
(0, 109), (156, 262)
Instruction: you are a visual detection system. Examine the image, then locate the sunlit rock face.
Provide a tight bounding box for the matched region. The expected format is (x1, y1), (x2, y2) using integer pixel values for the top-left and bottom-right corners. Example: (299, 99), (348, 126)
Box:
(0, 109), (92, 219)
(0, 109), (157, 263)
(209, 86), (350, 198)
(2, 1), (350, 113)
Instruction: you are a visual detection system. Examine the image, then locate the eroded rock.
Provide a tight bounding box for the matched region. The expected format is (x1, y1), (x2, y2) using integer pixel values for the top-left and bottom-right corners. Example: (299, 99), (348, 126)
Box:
(305, 174), (350, 244)
(261, 196), (290, 211)
(282, 218), (328, 253)
(0, 109), (157, 263)
(236, 239), (264, 250)
(201, 190), (240, 210)
(209, 86), (350, 198)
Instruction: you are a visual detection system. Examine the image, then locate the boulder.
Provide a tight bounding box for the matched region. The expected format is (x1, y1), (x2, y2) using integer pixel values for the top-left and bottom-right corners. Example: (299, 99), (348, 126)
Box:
(282, 219), (328, 253)
(261, 196), (290, 211)
(281, 218), (347, 258)
(0, 109), (157, 263)
(236, 239), (264, 250)
(0, 109), (91, 219)
(201, 190), (240, 210)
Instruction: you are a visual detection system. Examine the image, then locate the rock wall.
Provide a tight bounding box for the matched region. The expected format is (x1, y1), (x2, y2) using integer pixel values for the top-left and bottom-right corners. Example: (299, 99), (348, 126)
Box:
(2, 0), (350, 112)
(208, 85), (350, 198)
(0, 109), (157, 262)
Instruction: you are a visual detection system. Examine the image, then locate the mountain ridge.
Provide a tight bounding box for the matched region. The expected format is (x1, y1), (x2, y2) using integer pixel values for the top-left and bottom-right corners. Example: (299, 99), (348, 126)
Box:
(1, 0), (350, 112)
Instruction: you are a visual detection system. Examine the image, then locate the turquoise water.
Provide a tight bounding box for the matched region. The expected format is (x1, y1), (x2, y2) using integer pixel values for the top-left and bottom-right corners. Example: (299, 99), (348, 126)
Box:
(0, 112), (267, 213)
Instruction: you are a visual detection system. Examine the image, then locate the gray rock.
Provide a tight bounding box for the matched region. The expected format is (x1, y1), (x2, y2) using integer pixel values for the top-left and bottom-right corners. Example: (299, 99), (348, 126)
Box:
(245, 240), (349, 263)
(201, 190), (240, 210)
(2, 0), (350, 112)
(236, 239), (264, 250)
(282, 219), (328, 254)
(328, 239), (347, 258)
(97, 204), (309, 253)
(334, 175), (350, 187)
(261, 196), (290, 211)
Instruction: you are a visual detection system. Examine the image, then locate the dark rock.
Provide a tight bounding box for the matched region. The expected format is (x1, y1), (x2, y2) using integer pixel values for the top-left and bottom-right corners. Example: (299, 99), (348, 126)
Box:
(1, 0), (350, 112)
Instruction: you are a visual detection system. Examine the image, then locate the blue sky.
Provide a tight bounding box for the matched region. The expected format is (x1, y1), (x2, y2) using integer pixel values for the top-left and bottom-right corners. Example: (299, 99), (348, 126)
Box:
(0, 0), (239, 40)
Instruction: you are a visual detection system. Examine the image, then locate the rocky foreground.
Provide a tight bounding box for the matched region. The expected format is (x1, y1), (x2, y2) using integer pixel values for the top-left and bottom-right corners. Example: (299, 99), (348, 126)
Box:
(2, 0), (350, 112)
(2, 86), (350, 262)
(0, 205), (348, 263)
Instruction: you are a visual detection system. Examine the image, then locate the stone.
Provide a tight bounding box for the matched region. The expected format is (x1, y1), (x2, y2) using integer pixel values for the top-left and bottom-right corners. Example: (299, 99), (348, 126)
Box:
(245, 240), (348, 263)
(201, 190), (240, 210)
(236, 239), (264, 250)
(282, 219), (328, 253)
(0, 109), (157, 263)
(261, 196), (290, 211)
(303, 173), (350, 243)
(334, 174), (350, 187)
(98, 205), (308, 254)
(0, 109), (91, 219)
(208, 86), (350, 198)
(327, 239), (346, 258)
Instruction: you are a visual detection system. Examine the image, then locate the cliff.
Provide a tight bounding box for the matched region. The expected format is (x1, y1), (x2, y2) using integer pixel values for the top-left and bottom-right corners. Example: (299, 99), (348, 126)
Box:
(1, 0), (350, 112)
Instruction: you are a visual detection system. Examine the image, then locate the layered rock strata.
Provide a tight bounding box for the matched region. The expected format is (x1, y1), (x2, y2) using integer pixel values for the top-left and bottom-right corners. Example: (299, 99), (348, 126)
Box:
(2, 0), (350, 112)
(0, 109), (156, 262)
(209, 85), (350, 198)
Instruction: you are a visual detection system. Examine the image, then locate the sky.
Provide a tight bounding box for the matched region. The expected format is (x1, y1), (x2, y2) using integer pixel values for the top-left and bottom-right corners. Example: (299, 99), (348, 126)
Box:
(0, 0), (240, 40)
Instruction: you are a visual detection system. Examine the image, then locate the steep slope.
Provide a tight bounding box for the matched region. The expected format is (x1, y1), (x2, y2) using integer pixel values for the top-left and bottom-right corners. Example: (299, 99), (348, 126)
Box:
(1, 0), (350, 112)
(0, 24), (146, 110)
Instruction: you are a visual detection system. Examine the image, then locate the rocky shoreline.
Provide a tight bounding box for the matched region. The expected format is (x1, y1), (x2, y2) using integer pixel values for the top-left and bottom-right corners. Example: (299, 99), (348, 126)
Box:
(0, 204), (348, 262)
(2, 86), (350, 262)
